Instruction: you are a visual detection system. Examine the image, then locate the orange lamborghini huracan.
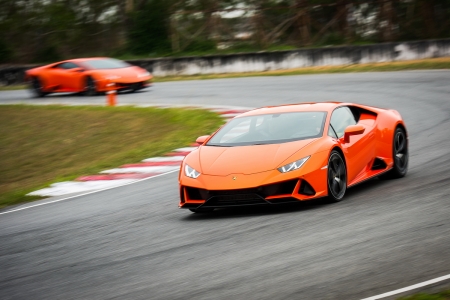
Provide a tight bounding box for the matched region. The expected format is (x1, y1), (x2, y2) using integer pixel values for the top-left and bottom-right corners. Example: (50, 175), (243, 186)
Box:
(179, 102), (408, 212)
(25, 57), (152, 97)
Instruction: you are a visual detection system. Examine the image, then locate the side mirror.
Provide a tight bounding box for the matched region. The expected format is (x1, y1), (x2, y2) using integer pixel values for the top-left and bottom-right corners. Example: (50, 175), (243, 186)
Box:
(344, 125), (365, 143)
(196, 135), (210, 145)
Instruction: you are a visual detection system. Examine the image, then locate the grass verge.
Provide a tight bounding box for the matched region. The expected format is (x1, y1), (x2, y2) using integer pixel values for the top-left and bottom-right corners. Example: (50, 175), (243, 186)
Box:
(0, 84), (27, 91)
(0, 105), (224, 209)
(398, 289), (450, 300)
(1, 57), (449, 91)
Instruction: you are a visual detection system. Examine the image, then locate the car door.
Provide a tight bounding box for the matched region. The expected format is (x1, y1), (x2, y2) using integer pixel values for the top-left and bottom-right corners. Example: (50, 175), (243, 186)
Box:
(47, 62), (83, 91)
(328, 106), (375, 184)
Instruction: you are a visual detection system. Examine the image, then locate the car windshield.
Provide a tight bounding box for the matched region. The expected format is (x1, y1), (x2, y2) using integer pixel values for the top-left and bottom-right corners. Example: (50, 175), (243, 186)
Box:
(81, 58), (131, 70)
(207, 111), (327, 147)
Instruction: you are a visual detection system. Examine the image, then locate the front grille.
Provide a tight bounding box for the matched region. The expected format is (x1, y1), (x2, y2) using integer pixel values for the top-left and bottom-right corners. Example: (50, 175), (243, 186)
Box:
(266, 198), (299, 204)
(203, 194), (267, 207)
(183, 179), (299, 207)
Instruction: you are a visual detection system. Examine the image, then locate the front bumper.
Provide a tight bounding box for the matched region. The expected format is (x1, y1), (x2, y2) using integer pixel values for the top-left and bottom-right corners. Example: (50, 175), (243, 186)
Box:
(114, 81), (151, 91)
(97, 78), (152, 92)
(179, 165), (328, 209)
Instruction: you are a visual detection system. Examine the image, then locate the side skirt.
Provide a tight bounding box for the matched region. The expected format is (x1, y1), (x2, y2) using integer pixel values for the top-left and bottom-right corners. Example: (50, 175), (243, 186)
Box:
(347, 167), (393, 188)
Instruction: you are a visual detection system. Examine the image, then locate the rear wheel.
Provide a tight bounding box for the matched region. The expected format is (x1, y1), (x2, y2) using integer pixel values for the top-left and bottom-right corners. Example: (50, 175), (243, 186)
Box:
(29, 77), (47, 98)
(381, 127), (408, 179)
(327, 150), (347, 202)
(84, 77), (97, 96)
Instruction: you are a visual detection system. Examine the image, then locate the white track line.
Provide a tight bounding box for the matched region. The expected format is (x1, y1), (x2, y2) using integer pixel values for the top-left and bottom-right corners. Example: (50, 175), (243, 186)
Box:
(142, 156), (185, 162)
(361, 274), (450, 300)
(0, 170), (179, 216)
(101, 166), (179, 174)
(27, 179), (137, 197)
(173, 147), (197, 152)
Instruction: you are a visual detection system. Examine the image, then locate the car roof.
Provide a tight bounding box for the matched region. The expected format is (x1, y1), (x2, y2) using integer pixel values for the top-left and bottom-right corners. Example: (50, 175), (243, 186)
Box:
(239, 102), (347, 117)
(65, 57), (109, 63)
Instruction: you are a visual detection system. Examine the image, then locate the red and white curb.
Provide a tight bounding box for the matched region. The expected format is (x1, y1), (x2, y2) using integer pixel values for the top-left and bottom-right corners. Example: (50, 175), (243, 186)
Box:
(27, 106), (252, 197)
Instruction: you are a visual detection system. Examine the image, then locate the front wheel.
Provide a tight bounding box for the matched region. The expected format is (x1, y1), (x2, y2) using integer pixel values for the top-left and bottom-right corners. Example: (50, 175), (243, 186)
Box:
(29, 77), (47, 98)
(327, 150), (347, 202)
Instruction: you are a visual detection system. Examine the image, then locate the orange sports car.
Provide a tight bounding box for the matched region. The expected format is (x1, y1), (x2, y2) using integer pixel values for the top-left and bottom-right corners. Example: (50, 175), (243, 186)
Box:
(179, 102), (408, 213)
(25, 57), (152, 97)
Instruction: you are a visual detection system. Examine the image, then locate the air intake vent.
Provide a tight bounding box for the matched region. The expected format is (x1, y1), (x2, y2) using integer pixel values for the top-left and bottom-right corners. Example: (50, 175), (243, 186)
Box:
(299, 180), (316, 196)
(371, 157), (387, 170)
(185, 187), (208, 200)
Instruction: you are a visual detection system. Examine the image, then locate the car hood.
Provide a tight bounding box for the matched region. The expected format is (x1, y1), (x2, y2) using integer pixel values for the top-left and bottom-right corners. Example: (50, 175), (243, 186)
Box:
(90, 66), (149, 79)
(198, 139), (316, 176)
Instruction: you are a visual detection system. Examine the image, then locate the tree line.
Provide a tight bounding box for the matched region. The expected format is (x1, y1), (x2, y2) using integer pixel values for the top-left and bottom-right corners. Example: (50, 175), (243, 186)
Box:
(0, 0), (449, 64)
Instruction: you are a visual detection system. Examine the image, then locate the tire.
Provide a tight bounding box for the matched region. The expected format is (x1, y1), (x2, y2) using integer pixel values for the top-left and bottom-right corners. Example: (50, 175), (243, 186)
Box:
(29, 77), (47, 98)
(380, 127), (408, 179)
(131, 82), (142, 92)
(189, 208), (214, 213)
(327, 150), (347, 202)
(83, 77), (97, 96)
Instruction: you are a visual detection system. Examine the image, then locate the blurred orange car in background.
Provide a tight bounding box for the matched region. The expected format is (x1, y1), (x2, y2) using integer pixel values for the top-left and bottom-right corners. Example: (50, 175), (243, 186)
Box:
(179, 102), (408, 213)
(25, 57), (152, 97)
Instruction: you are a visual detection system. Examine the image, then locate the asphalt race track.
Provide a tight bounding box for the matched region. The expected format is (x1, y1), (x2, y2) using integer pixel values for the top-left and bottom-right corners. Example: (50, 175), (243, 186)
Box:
(1, 71), (450, 300)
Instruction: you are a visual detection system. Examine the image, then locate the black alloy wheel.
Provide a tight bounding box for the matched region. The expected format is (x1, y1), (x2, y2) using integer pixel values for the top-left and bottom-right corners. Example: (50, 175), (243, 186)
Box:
(327, 150), (347, 202)
(30, 77), (47, 98)
(381, 127), (408, 179)
(84, 77), (97, 96)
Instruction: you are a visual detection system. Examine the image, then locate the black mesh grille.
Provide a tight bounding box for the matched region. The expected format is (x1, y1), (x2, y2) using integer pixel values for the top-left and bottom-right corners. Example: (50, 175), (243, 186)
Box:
(263, 179), (298, 196)
(266, 197), (300, 204)
(203, 194), (267, 207)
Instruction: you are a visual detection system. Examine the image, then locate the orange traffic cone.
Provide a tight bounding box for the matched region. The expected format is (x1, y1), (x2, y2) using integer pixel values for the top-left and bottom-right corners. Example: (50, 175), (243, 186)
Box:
(107, 83), (117, 107)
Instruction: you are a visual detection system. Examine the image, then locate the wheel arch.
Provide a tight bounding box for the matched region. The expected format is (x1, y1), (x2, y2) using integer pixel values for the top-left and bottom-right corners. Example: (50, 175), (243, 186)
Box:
(390, 121), (408, 161)
(329, 146), (348, 183)
(395, 122), (407, 136)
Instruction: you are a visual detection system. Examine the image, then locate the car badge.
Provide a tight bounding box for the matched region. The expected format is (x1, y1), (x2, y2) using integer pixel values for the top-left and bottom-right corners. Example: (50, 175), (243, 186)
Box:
(232, 176), (237, 180)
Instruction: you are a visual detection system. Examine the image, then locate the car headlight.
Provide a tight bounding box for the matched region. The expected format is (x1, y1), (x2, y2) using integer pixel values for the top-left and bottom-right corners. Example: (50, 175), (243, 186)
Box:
(138, 72), (150, 78)
(185, 164), (201, 179)
(278, 156), (310, 173)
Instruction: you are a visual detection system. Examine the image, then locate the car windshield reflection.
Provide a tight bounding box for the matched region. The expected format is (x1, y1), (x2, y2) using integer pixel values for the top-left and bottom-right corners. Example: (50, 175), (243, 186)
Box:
(207, 111), (327, 147)
(81, 58), (131, 70)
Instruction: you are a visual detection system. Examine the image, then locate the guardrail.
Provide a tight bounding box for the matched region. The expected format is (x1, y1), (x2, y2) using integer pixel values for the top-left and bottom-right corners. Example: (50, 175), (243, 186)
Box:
(1, 38), (450, 86)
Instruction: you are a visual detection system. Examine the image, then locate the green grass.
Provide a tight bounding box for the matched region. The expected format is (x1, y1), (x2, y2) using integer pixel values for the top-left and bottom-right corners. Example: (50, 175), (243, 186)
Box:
(0, 84), (27, 91)
(398, 289), (450, 300)
(0, 105), (224, 209)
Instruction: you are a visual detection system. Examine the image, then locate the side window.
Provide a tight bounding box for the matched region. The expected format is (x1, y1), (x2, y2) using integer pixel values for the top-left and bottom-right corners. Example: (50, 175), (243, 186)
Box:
(329, 107), (357, 138)
(56, 62), (79, 69)
(328, 126), (338, 138)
